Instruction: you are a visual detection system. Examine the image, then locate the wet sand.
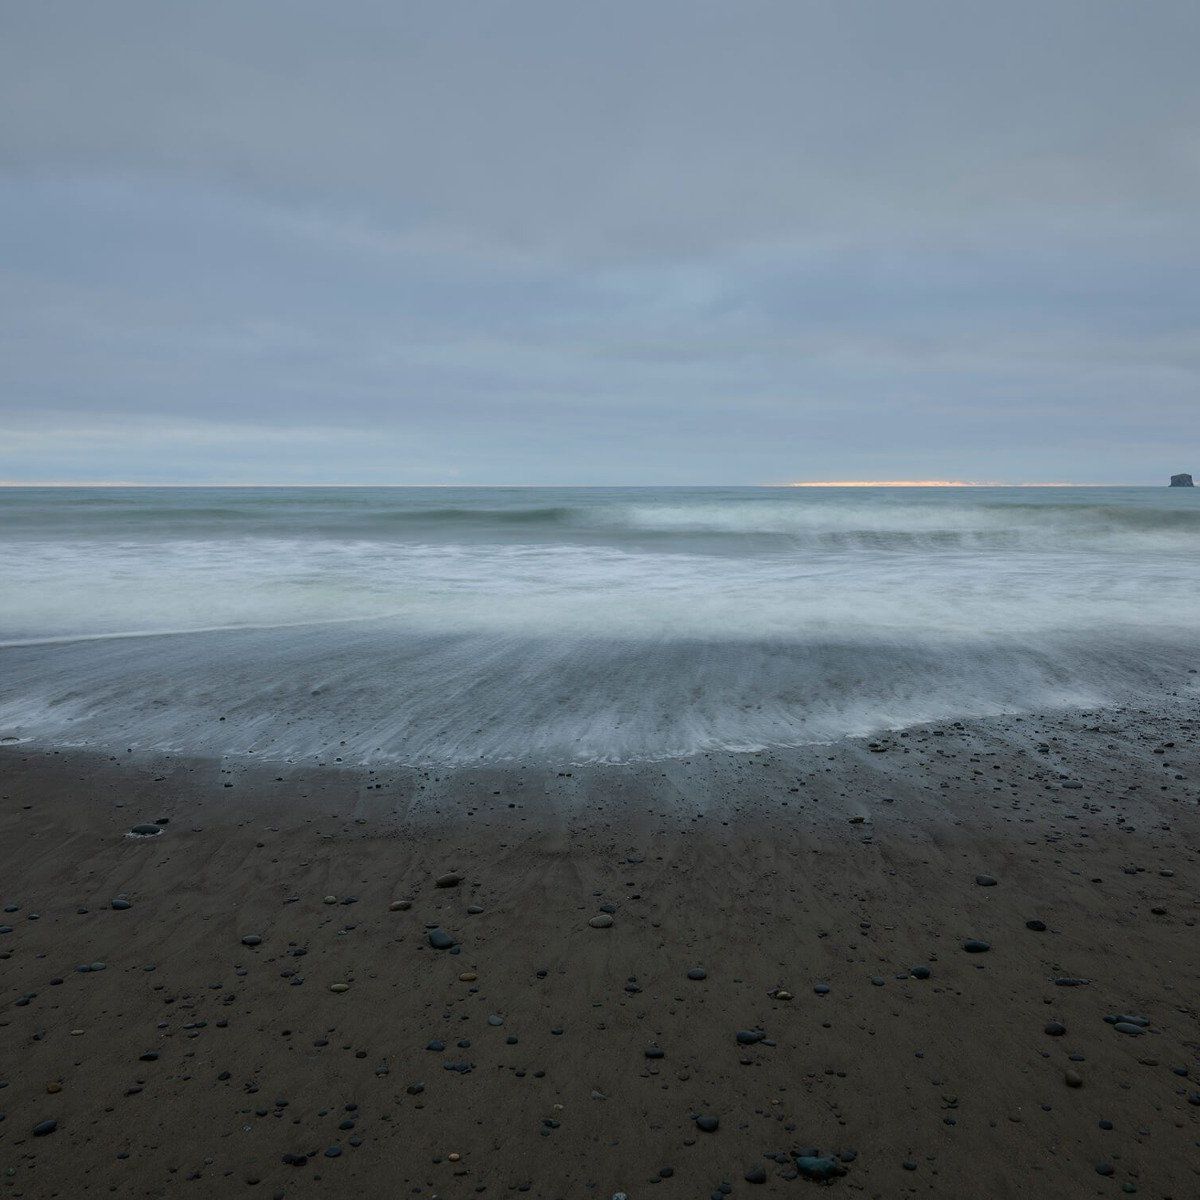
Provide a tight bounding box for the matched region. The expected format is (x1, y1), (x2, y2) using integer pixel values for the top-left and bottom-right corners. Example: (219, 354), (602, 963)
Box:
(1, 703), (1199, 1198)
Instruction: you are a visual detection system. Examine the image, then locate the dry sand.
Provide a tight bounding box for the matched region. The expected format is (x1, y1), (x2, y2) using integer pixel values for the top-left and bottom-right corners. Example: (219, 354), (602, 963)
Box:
(1, 703), (1199, 1198)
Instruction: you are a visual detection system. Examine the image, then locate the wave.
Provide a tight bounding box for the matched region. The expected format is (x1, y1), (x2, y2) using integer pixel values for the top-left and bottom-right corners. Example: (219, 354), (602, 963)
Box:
(1, 625), (1195, 766)
(1, 486), (1196, 764)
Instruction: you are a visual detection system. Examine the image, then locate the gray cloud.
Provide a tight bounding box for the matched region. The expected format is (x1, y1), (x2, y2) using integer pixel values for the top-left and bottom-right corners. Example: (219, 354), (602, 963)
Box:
(2, 0), (1198, 483)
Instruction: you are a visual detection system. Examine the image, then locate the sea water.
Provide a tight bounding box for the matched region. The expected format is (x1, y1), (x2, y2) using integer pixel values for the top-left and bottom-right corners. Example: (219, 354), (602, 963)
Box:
(0, 486), (1196, 764)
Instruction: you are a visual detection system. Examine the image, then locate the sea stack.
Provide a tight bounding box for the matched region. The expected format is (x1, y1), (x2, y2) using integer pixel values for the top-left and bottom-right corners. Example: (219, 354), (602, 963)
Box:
(1169, 473), (1194, 487)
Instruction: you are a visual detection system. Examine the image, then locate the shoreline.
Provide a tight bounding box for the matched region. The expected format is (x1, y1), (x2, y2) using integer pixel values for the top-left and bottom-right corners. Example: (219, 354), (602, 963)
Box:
(1, 702), (1198, 1197)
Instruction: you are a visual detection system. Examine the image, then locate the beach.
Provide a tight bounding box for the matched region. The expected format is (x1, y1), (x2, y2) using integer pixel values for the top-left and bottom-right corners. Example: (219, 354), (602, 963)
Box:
(3, 698), (1198, 1198)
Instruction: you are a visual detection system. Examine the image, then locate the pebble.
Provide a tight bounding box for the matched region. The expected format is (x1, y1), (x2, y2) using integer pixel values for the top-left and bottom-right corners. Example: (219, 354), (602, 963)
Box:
(427, 928), (456, 950)
(330, 983), (350, 993)
(389, 900), (411, 911)
(687, 968), (707, 980)
(975, 874), (998, 886)
(910, 965), (932, 980)
(1025, 919), (1047, 932)
(962, 939), (991, 953)
(128, 824), (162, 837)
(744, 1165), (767, 1184)
(435, 872), (463, 888)
(32, 1120), (57, 1137)
(1065, 1069), (1083, 1088)
(110, 898), (132, 910)
(1045, 1021), (1067, 1036)
(694, 1114), (719, 1132)
(795, 1156), (845, 1181)
(240, 934), (262, 946)
(588, 914), (614, 929)
(1112, 1021), (1145, 1036)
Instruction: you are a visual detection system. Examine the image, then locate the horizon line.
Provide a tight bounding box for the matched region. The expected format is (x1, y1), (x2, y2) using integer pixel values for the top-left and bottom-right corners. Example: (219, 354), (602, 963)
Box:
(0, 479), (1155, 489)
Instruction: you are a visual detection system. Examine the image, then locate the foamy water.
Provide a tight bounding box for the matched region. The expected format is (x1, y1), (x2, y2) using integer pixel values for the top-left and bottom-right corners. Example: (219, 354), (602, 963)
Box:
(1, 486), (1197, 763)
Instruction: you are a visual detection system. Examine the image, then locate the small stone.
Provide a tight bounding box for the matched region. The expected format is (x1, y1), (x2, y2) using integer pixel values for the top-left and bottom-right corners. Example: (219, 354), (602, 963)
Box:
(389, 900), (411, 911)
(459, 972), (478, 982)
(910, 965), (931, 980)
(428, 928), (456, 950)
(1045, 1021), (1067, 1036)
(975, 874), (998, 887)
(111, 898), (132, 910)
(686, 968), (707, 980)
(435, 872), (463, 888)
(694, 1114), (719, 1132)
(744, 1165), (767, 1184)
(1065, 1069), (1083, 1088)
(962, 939), (991, 953)
(128, 824), (162, 837)
(240, 934), (262, 947)
(330, 983), (350, 993)
(1025, 919), (1047, 931)
(795, 1156), (845, 1181)
(32, 1120), (57, 1137)
(589, 914), (614, 929)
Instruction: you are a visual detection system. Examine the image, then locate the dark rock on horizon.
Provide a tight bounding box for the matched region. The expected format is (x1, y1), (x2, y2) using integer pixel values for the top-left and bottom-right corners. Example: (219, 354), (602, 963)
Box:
(1169, 473), (1193, 486)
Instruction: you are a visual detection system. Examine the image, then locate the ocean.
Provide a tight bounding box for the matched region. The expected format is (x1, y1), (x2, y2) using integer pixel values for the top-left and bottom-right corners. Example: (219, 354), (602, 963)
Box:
(1, 485), (1196, 765)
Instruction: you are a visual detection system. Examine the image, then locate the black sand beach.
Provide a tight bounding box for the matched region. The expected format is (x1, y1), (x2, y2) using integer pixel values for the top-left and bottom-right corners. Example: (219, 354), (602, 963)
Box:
(2, 701), (1198, 1198)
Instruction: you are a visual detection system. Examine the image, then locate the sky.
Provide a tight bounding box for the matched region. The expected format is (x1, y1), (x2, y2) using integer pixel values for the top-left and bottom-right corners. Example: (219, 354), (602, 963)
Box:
(1, 0), (1198, 485)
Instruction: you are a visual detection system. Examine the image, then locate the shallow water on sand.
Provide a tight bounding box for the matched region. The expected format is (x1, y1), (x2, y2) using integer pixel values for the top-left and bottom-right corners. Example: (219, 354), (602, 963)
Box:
(1, 486), (1197, 763)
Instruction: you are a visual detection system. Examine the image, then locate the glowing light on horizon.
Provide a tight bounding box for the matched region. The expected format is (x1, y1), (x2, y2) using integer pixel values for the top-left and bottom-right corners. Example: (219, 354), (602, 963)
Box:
(787, 479), (989, 487)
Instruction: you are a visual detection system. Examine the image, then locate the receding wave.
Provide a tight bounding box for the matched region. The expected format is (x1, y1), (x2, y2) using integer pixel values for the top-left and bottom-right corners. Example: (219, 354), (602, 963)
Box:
(0, 485), (1196, 765)
(1, 625), (1195, 765)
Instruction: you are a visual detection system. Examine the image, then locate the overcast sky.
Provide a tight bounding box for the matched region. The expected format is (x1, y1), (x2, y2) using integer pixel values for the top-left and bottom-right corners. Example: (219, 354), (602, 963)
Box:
(2, 0), (1198, 484)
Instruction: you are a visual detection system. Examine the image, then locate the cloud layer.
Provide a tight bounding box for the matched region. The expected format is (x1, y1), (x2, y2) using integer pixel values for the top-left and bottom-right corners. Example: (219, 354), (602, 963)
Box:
(2, 0), (1198, 483)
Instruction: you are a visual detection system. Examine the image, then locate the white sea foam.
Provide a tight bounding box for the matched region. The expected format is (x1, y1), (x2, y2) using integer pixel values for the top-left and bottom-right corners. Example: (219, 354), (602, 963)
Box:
(0, 486), (1196, 763)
